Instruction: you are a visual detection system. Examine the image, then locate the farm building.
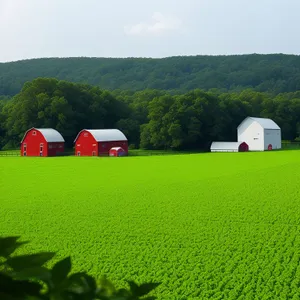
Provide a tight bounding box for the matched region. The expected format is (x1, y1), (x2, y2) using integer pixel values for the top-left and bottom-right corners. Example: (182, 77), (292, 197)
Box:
(238, 117), (281, 151)
(21, 128), (65, 157)
(210, 142), (249, 152)
(109, 147), (126, 157)
(74, 129), (128, 156)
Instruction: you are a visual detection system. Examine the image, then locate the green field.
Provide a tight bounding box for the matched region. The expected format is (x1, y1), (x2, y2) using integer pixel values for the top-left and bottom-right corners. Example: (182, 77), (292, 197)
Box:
(1, 152), (300, 299)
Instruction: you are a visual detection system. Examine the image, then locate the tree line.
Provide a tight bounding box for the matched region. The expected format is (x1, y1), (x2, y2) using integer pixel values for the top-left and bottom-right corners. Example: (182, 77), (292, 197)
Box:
(1, 77), (300, 150)
(2, 54), (300, 96)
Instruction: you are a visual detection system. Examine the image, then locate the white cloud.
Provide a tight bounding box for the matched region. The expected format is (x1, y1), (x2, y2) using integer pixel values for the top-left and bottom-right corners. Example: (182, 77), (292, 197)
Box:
(124, 12), (182, 36)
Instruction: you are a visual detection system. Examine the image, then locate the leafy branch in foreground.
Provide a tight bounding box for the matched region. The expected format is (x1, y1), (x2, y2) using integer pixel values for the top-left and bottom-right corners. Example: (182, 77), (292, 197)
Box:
(0, 236), (160, 300)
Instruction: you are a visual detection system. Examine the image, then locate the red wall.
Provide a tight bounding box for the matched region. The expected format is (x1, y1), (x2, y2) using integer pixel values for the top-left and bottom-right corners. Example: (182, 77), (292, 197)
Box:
(21, 129), (64, 157)
(75, 131), (98, 156)
(21, 129), (48, 156)
(99, 141), (128, 156)
(75, 130), (128, 156)
(47, 142), (65, 156)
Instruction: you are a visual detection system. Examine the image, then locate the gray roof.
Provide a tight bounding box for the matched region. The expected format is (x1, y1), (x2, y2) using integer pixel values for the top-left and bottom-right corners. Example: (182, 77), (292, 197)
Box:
(74, 129), (127, 142)
(210, 141), (245, 150)
(239, 117), (280, 130)
(21, 128), (65, 143)
(110, 147), (125, 151)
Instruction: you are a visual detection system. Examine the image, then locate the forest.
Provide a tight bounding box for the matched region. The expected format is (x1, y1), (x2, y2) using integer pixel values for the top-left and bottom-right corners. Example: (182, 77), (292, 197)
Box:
(1, 54), (300, 96)
(1, 77), (300, 151)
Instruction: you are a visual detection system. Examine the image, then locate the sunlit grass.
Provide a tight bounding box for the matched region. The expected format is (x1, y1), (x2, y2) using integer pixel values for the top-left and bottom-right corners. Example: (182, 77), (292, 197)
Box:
(1, 151), (300, 298)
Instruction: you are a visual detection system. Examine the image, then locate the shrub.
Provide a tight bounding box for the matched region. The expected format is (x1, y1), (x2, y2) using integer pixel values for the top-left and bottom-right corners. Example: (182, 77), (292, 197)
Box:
(0, 236), (160, 300)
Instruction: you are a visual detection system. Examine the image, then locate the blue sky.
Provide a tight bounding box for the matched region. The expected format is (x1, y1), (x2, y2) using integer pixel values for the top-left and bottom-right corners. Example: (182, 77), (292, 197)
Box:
(0, 0), (299, 62)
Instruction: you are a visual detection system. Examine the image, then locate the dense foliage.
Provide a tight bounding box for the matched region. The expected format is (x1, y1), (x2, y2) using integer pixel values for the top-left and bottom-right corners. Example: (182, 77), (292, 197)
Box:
(1, 152), (300, 299)
(1, 54), (300, 96)
(0, 236), (159, 299)
(1, 77), (300, 150)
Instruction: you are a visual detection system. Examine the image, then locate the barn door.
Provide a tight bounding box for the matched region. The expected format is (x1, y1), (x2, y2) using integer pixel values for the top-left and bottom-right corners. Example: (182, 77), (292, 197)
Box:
(40, 143), (44, 156)
(92, 143), (97, 156)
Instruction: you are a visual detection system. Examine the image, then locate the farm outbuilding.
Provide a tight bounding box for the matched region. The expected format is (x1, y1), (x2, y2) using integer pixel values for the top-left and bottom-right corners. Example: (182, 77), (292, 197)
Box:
(109, 147), (126, 157)
(210, 142), (249, 152)
(21, 128), (65, 157)
(238, 117), (281, 151)
(74, 129), (128, 156)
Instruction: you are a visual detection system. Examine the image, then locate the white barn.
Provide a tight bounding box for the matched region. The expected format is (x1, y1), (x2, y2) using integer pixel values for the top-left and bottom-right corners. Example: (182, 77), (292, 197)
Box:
(210, 141), (249, 152)
(237, 117), (281, 151)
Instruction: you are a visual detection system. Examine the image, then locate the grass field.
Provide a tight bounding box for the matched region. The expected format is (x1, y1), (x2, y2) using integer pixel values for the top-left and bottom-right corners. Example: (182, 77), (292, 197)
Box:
(1, 151), (300, 299)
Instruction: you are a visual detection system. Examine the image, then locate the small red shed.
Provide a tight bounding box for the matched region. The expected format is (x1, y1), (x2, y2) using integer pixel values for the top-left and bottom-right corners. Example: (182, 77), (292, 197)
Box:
(109, 147), (126, 157)
(21, 128), (65, 157)
(74, 129), (128, 156)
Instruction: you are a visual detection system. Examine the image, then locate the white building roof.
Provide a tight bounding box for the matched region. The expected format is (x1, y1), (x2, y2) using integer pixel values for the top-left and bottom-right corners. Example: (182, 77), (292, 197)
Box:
(110, 147), (124, 151)
(21, 128), (65, 143)
(210, 141), (245, 150)
(239, 117), (280, 130)
(74, 129), (127, 142)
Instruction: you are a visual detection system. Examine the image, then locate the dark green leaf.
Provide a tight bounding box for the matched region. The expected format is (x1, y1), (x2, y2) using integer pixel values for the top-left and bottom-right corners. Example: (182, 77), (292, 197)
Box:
(13, 266), (51, 281)
(7, 252), (55, 271)
(82, 273), (97, 292)
(127, 281), (160, 297)
(67, 272), (90, 294)
(115, 288), (131, 297)
(0, 236), (27, 258)
(97, 276), (117, 298)
(51, 256), (71, 284)
(0, 272), (42, 297)
(0, 292), (23, 300)
(127, 281), (139, 295)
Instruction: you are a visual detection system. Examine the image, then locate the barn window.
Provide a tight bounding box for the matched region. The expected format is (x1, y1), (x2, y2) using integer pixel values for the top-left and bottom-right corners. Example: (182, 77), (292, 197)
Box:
(84, 133), (88, 137)
(77, 144), (81, 147)
(254, 138), (258, 140)
(77, 152), (81, 156)
(59, 145), (63, 148)
(23, 143), (27, 150)
(32, 131), (36, 136)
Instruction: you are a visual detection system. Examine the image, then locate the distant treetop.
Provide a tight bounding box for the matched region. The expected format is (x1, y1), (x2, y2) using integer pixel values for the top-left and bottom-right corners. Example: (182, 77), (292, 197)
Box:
(1, 54), (300, 96)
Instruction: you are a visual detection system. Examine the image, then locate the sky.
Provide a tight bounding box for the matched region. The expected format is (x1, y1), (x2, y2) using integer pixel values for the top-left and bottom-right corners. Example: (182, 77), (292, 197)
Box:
(0, 0), (299, 62)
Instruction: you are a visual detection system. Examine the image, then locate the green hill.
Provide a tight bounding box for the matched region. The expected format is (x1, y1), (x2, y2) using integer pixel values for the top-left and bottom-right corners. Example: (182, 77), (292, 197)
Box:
(1, 54), (300, 96)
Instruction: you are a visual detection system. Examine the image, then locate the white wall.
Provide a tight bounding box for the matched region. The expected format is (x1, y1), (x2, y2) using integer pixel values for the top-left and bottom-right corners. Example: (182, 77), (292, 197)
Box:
(238, 120), (264, 151)
(264, 129), (281, 150)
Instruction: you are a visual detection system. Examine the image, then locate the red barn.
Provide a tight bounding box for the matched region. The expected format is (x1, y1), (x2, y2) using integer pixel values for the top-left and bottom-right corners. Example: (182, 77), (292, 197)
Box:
(74, 129), (128, 156)
(20, 128), (65, 157)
